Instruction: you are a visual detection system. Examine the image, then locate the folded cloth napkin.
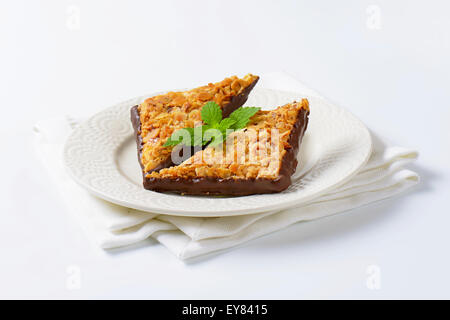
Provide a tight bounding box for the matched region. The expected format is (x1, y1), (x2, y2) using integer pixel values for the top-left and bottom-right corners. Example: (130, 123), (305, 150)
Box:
(33, 72), (419, 260)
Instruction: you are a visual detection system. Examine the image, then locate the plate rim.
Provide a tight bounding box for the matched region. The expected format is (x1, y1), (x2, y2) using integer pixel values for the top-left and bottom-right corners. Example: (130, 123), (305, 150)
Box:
(63, 88), (372, 217)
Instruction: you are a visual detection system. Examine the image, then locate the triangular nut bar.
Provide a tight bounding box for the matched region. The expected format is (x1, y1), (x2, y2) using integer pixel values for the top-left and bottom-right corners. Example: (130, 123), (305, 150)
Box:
(131, 74), (259, 176)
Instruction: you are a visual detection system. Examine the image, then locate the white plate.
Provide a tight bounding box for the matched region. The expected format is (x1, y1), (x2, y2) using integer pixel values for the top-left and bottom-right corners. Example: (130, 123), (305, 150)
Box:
(63, 88), (372, 217)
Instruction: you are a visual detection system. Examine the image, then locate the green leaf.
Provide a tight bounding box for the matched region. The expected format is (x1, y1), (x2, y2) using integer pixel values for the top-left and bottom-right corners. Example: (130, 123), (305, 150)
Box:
(163, 135), (182, 147)
(229, 107), (261, 129)
(192, 125), (209, 146)
(185, 128), (196, 146)
(192, 127), (203, 146)
(201, 101), (222, 125)
(217, 118), (236, 132)
(164, 102), (260, 149)
(208, 138), (224, 147)
(163, 127), (195, 147)
(203, 128), (223, 147)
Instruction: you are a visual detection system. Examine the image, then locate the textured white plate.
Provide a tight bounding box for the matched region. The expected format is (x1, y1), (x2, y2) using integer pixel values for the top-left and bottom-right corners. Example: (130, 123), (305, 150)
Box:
(64, 88), (372, 217)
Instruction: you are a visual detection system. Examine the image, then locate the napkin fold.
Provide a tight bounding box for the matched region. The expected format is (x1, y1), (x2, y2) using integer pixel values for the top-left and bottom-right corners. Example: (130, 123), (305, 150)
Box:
(33, 73), (419, 260)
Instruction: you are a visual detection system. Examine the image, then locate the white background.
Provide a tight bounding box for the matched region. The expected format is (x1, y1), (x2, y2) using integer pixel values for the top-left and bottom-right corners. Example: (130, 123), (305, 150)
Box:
(1, 0), (449, 299)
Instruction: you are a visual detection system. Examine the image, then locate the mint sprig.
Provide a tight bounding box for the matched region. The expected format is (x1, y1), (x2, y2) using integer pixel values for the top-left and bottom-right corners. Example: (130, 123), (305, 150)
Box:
(164, 127), (195, 146)
(201, 101), (223, 126)
(229, 106), (261, 129)
(163, 102), (260, 147)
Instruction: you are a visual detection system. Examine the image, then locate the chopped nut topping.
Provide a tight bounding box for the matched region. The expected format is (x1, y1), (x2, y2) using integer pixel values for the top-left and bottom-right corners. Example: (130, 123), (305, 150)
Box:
(147, 99), (309, 180)
(138, 74), (259, 172)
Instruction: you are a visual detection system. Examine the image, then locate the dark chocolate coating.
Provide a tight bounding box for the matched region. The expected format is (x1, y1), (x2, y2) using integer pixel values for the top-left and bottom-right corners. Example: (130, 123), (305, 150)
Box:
(141, 107), (309, 196)
(131, 77), (259, 175)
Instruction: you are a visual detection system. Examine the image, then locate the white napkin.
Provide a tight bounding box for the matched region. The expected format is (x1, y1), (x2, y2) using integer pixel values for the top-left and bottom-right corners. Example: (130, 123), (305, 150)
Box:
(33, 72), (419, 260)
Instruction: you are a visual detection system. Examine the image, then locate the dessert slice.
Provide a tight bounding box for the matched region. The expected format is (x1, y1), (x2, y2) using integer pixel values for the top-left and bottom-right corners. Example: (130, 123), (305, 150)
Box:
(131, 74), (259, 175)
(144, 99), (309, 195)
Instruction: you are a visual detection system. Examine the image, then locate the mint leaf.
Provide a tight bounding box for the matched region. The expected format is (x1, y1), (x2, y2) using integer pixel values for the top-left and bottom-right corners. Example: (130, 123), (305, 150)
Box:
(192, 125), (210, 146)
(198, 125), (212, 145)
(229, 107), (260, 130)
(217, 118), (236, 133)
(208, 138), (224, 147)
(164, 103), (260, 149)
(180, 127), (195, 146)
(163, 137), (181, 147)
(198, 119), (235, 147)
(203, 128), (223, 147)
(201, 101), (222, 125)
(163, 127), (195, 147)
